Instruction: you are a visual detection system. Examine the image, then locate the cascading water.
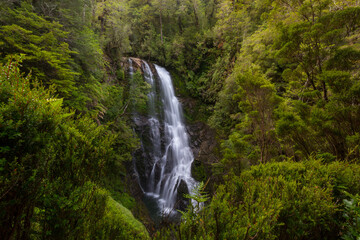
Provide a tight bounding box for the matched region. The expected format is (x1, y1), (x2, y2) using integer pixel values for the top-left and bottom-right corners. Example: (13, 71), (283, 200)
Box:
(133, 59), (196, 217)
(154, 64), (196, 213)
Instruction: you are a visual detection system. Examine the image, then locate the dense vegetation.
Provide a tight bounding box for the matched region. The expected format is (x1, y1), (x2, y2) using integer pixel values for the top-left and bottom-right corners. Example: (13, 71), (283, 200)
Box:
(0, 1), (148, 239)
(1, 0), (360, 239)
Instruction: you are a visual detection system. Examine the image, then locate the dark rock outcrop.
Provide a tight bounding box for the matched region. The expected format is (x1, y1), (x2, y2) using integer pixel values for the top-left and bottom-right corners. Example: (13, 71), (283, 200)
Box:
(175, 179), (190, 212)
(186, 121), (219, 184)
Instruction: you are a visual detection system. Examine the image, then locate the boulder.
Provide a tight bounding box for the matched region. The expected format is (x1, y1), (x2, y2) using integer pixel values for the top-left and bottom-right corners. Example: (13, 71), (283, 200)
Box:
(175, 179), (190, 212)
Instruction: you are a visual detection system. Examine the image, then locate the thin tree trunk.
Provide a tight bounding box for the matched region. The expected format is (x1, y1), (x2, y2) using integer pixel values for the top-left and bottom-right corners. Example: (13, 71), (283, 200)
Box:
(322, 80), (328, 101)
(159, 1), (163, 44)
(192, 0), (199, 28)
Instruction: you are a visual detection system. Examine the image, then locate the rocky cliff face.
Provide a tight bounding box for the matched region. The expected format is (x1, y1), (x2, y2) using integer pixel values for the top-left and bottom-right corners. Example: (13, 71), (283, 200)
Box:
(179, 97), (221, 188)
(187, 121), (219, 165)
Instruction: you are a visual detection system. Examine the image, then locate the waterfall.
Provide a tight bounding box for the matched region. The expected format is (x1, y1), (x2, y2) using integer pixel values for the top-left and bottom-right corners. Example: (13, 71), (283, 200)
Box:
(129, 58), (134, 76)
(133, 60), (196, 216)
(154, 64), (195, 213)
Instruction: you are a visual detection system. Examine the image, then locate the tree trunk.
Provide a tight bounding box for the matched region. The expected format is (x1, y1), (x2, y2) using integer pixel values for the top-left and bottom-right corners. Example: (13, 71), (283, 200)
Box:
(192, 0), (199, 28)
(322, 80), (328, 101)
(159, 0), (163, 44)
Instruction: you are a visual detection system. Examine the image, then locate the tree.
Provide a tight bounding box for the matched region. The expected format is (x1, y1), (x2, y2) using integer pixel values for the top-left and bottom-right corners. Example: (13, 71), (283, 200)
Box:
(0, 56), (134, 239)
(0, 3), (77, 98)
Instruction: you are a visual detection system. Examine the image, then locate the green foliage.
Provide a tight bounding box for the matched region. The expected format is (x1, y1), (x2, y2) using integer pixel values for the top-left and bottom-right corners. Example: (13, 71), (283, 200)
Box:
(207, 0), (360, 167)
(342, 192), (360, 240)
(158, 160), (360, 239)
(0, 57), (146, 239)
(0, 1), (111, 114)
(0, 56), (74, 238)
(101, 84), (125, 122)
(129, 70), (151, 114)
(213, 68), (282, 174)
(183, 182), (209, 213)
(96, 0), (220, 104)
(3, 0), (360, 238)
(94, 195), (150, 240)
(96, 0), (132, 59)
(0, 3), (77, 98)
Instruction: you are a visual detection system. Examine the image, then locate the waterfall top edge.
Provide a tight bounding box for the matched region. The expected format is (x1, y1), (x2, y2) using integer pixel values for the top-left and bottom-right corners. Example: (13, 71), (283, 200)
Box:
(154, 64), (169, 73)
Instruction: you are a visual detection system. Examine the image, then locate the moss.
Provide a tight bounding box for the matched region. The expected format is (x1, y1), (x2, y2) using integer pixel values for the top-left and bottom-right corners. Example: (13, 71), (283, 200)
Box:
(116, 69), (125, 81)
(169, 70), (189, 97)
(191, 159), (207, 182)
(96, 196), (150, 240)
(118, 193), (136, 210)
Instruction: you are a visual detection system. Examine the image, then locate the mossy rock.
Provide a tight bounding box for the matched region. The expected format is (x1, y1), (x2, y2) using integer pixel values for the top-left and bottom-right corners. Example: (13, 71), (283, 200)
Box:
(96, 196), (150, 239)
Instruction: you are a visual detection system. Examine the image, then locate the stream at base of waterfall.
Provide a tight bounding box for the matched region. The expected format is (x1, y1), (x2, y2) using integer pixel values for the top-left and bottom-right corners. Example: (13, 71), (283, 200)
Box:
(130, 59), (197, 221)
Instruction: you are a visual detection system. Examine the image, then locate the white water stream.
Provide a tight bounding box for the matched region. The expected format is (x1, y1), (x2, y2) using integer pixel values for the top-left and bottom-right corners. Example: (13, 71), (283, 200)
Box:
(135, 60), (196, 215)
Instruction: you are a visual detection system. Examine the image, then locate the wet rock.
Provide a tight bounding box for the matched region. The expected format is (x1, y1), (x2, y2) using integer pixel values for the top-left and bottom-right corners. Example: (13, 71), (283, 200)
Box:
(133, 147), (149, 188)
(133, 115), (162, 190)
(153, 161), (162, 185)
(176, 179), (190, 212)
(187, 122), (219, 162)
(186, 121), (220, 183)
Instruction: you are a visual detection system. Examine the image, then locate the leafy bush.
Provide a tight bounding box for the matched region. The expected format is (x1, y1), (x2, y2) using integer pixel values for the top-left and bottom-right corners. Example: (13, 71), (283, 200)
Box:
(157, 160), (360, 239)
(342, 192), (360, 240)
(0, 57), (147, 239)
